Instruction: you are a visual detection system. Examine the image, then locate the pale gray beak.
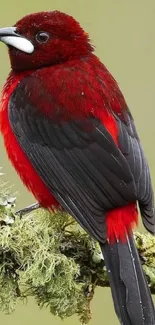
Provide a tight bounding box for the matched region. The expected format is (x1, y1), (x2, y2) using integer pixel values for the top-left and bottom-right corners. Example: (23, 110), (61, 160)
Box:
(0, 27), (34, 54)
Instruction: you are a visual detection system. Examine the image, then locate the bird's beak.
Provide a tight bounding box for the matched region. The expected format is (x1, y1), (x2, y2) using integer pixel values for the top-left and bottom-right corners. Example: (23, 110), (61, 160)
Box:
(0, 27), (34, 54)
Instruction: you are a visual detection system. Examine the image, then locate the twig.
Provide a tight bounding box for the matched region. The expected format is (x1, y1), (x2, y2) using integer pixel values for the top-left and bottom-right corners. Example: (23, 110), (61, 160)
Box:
(16, 202), (40, 216)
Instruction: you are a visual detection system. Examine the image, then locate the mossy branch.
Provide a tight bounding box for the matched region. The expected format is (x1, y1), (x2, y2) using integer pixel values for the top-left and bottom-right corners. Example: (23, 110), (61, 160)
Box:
(0, 172), (155, 324)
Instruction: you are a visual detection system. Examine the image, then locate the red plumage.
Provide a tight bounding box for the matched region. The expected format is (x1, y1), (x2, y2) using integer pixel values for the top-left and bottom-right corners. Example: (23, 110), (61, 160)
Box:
(0, 72), (58, 208)
(1, 55), (137, 240)
(0, 11), (155, 324)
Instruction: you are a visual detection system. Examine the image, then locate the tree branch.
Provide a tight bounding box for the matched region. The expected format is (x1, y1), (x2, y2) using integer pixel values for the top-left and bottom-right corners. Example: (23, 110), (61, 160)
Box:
(0, 177), (155, 323)
(16, 202), (40, 216)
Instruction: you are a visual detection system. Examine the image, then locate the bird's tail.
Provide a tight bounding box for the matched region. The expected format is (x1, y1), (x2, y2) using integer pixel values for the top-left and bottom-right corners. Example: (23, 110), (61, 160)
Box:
(100, 232), (155, 325)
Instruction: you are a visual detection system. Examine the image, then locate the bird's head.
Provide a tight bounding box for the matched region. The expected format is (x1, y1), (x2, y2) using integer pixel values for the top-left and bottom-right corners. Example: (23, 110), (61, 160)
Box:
(0, 11), (93, 71)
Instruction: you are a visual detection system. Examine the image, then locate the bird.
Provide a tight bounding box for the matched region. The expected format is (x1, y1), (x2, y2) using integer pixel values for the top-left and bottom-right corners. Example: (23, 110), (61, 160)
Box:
(0, 11), (155, 325)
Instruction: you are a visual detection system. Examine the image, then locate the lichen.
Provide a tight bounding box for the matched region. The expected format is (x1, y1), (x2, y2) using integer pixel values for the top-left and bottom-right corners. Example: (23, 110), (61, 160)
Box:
(0, 171), (155, 323)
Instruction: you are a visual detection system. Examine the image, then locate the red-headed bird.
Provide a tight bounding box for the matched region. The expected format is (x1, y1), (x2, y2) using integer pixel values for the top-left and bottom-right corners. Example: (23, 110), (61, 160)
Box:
(0, 11), (155, 325)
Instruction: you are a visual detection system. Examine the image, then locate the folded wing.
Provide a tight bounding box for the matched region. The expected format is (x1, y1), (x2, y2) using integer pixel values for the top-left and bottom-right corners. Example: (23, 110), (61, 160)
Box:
(8, 76), (155, 242)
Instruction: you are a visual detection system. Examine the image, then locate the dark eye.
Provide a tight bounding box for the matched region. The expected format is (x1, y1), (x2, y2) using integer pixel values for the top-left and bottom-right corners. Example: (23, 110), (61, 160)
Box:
(36, 31), (50, 43)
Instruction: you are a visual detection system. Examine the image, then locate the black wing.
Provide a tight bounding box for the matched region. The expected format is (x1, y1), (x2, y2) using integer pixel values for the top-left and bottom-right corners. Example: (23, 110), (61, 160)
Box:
(116, 110), (155, 232)
(8, 77), (155, 242)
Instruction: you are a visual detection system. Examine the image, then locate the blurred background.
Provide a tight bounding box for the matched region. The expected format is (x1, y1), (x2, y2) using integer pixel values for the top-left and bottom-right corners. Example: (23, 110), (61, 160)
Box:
(0, 0), (155, 324)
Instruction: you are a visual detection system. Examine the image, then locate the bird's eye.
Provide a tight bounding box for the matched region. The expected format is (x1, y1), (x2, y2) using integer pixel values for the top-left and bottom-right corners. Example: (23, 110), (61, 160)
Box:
(36, 31), (50, 43)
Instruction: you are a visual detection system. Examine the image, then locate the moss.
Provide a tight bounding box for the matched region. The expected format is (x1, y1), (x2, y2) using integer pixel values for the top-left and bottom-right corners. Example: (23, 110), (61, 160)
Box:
(0, 172), (155, 323)
(0, 201), (101, 323)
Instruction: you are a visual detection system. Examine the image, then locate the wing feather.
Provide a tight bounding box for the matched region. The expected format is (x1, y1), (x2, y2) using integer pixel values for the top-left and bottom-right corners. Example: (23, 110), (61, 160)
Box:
(8, 75), (155, 241)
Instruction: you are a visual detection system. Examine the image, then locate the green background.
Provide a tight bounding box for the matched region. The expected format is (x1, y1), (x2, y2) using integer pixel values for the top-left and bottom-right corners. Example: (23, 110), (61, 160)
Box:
(0, 0), (155, 324)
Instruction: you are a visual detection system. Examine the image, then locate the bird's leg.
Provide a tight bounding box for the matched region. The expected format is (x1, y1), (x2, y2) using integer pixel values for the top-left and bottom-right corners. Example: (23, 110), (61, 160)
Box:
(16, 202), (41, 217)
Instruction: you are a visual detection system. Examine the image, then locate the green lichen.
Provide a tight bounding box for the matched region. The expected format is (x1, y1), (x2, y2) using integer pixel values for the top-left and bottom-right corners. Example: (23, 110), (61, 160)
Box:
(0, 172), (155, 323)
(0, 203), (100, 323)
(135, 232), (155, 293)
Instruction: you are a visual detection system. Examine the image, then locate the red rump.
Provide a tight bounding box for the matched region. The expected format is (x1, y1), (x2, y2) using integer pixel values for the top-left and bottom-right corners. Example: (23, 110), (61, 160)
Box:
(106, 203), (138, 243)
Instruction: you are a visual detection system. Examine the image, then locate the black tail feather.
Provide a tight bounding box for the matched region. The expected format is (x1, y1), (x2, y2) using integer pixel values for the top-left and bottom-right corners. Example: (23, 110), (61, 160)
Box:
(100, 232), (155, 325)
